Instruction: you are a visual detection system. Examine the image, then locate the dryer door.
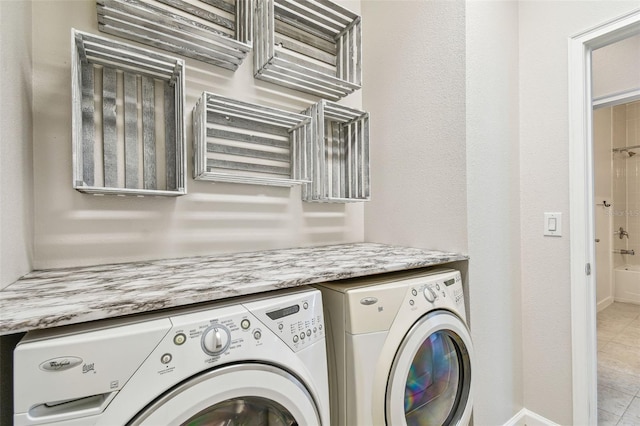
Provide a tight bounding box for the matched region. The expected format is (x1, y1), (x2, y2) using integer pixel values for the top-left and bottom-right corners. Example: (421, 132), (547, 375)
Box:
(128, 363), (320, 426)
(386, 310), (473, 426)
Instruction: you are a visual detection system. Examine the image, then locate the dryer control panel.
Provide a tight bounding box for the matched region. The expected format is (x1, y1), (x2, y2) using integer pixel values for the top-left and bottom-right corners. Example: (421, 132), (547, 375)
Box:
(407, 270), (465, 319)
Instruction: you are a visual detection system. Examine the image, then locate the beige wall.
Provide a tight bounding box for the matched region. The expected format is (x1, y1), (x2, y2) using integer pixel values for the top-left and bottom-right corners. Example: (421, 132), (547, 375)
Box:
(30, 0), (364, 270)
(593, 107), (614, 308)
(0, 1), (33, 289)
(593, 34), (640, 274)
(518, 2), (639, 423)
(365, 1), (639, 424)
(466, 1), (523, 424)
(5, 1), (640, 424)
(613, 101), (640, 266)
(592, 34), (640, 99)
(625, 102), (640, 264)
(361, 0), (467, 254)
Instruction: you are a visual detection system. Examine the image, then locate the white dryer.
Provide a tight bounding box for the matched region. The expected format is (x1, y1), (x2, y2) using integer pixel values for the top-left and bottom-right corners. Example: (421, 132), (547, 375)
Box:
(315, 269), (473, 426)
(13, 287), (329, 426)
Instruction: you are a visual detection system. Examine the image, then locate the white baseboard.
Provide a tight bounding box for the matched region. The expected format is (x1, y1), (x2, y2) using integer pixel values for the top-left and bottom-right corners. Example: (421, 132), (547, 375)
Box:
(597, 296), (614, 312)
(503, 408), (559, 426)
(614, 297), (640, 306)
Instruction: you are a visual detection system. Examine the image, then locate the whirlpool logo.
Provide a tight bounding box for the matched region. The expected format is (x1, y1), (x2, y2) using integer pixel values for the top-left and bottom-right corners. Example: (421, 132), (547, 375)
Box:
(39, 356), (83, 372)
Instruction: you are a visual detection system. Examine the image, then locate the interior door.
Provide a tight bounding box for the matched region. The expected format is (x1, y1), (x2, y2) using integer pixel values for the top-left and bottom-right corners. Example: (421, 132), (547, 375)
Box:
(128, 363), (320, 426)
(386, 311), (473, 426)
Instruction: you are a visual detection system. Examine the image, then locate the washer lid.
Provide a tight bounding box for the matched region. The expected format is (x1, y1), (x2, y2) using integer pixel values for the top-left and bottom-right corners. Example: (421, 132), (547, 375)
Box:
(127, 363), (321, 426)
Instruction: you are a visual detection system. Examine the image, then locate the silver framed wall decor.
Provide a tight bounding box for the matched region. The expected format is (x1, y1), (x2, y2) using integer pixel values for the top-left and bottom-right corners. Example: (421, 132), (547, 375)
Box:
(302, 100), (369, 202)
(71, 29), (186, 196)
(254, 0), (362, 101)
(193, 92), (312, 187)
(97, 0), (253, 71)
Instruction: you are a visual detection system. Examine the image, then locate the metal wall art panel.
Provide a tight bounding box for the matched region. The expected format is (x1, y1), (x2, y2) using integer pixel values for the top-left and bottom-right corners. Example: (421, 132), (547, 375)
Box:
(71, 29), (186, 196)
(193, 92), (311, 187)
(254, 0), (362, 101)
(300, 100), (369, 202)
(97, 0), (253, 71)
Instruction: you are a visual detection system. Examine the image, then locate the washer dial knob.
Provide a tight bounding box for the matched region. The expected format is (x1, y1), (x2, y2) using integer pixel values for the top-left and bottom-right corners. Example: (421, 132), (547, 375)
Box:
(201, 324), (231, 356)
(423, 286), (437, 303)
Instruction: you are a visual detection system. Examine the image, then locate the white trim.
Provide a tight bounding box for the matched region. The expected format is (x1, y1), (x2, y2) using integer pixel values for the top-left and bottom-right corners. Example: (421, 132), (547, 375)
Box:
(568, 9), (640, 426)
(503, 408), (560, 426)
(593, 88), (640, 109)
(614, 297), (640, 305)
(597, 296), (614, 312)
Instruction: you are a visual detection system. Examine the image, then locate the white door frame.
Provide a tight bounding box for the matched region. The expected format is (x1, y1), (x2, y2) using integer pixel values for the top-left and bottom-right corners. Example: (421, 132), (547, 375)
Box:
(568, 9), (640, 426)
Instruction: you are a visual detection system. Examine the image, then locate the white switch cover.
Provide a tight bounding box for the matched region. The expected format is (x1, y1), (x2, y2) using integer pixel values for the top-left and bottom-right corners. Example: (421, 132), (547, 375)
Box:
(544, 212), (562, 237)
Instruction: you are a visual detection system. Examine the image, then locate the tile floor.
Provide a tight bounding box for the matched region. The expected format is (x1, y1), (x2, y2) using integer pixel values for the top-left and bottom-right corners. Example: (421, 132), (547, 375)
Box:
(598, 302), (640, 425)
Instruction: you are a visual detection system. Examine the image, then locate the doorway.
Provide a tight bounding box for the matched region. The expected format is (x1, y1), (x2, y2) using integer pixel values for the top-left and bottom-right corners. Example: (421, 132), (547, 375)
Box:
(569, 9), (640, 426)
(593, 94), (640, 423)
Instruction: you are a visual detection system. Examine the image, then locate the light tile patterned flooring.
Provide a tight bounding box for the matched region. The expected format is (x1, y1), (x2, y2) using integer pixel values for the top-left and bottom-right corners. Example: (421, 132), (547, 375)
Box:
(598, 302), (640, 425)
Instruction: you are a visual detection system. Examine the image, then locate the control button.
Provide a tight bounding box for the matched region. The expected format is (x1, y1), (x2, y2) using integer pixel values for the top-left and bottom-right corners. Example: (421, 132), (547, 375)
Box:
(411, 289), (417, 296)
(313, 327), (317, 333)
(293, 335), (299, 343)
(306, 329), (311, 337)
(161, 353), (172, 364)
(241, 319), (251, 330)
(300, 332), (306, 340)
(436, 284), (441, 290)
(303, 302), (309, 310)
(319, 324), (323, 330)
(173, 333), (186, 346)
(253, 330), (262, 340)
(409, 300), (415, 306)
(278, 323), (284, 330)
(201, 325), (231, 356)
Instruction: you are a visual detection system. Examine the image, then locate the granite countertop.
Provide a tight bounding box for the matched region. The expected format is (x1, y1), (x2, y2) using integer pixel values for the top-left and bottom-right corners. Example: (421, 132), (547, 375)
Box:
(0, 243), (468, 335)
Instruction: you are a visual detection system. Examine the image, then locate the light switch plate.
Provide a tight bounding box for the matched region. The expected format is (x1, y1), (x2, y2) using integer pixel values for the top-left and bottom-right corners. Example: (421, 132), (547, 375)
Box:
(544, 212), (562, 237)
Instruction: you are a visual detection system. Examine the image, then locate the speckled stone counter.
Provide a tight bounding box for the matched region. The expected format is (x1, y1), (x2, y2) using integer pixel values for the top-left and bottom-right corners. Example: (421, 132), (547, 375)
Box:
(0, 243), (468, 335)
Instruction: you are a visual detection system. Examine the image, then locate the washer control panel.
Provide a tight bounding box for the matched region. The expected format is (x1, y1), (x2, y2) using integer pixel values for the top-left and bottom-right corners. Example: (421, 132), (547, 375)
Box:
(160, 289), (324, 367)
(244, 290), (325, 352)
(166, 305), (250, 366)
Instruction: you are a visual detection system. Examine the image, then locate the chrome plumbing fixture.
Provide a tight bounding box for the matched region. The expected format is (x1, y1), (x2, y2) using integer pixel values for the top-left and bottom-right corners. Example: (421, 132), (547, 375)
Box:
(612, 144), (640, 158)
(616, 226), (629, 239)
(613, 249), (635, 255)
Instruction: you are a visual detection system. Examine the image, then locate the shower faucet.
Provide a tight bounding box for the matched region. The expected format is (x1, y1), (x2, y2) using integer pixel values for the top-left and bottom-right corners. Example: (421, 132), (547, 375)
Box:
(613, 249), (635, 255)
(616, 227), (629, 239)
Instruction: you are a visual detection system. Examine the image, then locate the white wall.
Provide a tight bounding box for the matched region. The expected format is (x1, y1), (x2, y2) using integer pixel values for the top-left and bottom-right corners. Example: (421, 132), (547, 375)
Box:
(29, 0), (364, 270)
(0, 0), (33, 289)
(361, 0), (467, 254)
(592, 34), (640, 99)
(466, 1), (523, 424)
(518, 2), (639, 424)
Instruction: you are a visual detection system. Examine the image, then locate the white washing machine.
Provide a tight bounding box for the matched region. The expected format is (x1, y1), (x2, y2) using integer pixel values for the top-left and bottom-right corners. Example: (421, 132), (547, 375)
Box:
(13, 287), (329, 426)
(315, 269), (474, 426)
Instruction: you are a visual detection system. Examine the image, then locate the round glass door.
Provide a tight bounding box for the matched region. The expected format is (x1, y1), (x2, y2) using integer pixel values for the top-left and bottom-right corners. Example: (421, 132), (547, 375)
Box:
(386, 311), (473, 426)
(129, 364), (320, 426)
(182, 396), (296, 426)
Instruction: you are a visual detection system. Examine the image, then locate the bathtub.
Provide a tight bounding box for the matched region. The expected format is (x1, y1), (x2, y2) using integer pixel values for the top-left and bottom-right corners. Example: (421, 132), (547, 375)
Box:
(614, 265), (640, 305)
